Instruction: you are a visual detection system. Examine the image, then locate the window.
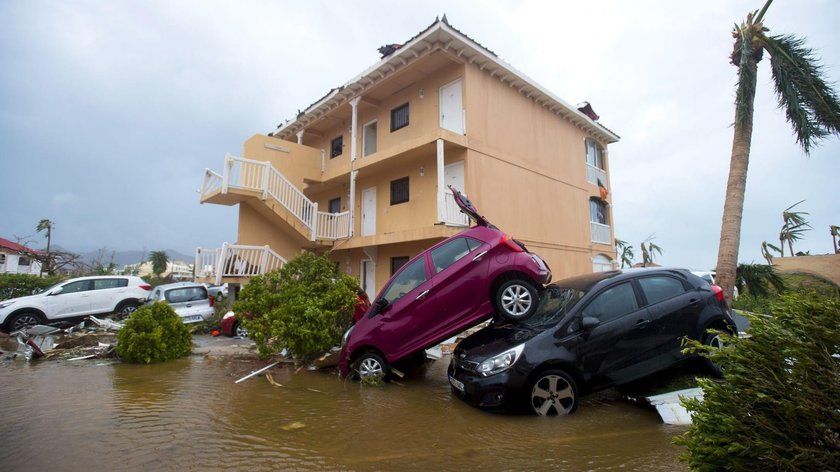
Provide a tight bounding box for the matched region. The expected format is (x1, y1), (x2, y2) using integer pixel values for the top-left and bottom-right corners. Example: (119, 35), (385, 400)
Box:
(592, 254), (613, 272)
(390, 256), (409, 276)
(61, 280), (90, 294)
(582, 282), (639, 323)
(166, 286), (207, 303)
(430, 238), (482, 273)
(330, 135), (343, 158)
(94, 278), (128, 290)
(585, 138), (604, 170)
(590, 198), (608, 225)
(638, 276), (686, 305)
(390, 177), (409, 205)
(363, 121), (377, 156)
(0, 254), (5, 265)
(382, 257), (427, 304)
(329, 197), (341, 214)
(391, 103), (409, 132)
(18, 256), (30, 266)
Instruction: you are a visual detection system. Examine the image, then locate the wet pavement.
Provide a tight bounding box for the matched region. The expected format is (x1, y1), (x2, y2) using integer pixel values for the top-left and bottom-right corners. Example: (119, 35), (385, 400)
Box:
(0, 334), (689, 471)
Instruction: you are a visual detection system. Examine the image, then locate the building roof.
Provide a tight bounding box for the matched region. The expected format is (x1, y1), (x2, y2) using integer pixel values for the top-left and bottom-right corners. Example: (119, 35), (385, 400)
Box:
(0, 237), (41, 254)
(272, 16), (620, 145)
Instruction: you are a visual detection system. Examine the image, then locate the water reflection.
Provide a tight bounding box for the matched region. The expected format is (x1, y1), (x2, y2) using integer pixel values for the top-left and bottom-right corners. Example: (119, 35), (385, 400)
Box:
(0, 349), (688, 471)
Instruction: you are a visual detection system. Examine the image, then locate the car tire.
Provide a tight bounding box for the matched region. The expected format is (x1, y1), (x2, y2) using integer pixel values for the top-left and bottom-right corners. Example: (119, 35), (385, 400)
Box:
(7, 311), (44, 332)
(703, 331), (725, 377)
(352, 351), (389, 382)
(527, 370), (578, 416)
(496, 279), (539, 322)
(116, 301), (140, 319)
(233, 321), (248, 338)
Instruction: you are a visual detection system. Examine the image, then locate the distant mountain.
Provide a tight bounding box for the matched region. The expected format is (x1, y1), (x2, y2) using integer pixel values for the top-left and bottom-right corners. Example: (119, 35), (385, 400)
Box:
(79, 249), (194, 267)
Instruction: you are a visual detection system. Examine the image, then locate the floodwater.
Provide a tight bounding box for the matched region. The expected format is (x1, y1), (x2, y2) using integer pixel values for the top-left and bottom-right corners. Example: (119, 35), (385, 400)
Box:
(0, 339), (689, 471)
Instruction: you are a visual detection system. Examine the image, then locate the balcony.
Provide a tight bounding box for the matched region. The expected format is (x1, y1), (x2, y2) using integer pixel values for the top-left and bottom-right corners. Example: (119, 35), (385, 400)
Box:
(590, 222), (612, 245)
(586, 164), (608, 188)
(195, 243), (287, 285)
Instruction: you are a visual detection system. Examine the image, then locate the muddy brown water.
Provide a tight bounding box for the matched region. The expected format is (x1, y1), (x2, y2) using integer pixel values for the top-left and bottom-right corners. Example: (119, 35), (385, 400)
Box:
(0, 337), (688, 471)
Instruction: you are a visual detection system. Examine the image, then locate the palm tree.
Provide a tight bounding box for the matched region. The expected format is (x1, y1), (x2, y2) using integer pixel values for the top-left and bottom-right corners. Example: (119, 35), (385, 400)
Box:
(715, 0), (840, 303)
(760, 241), (782, 265)
(736, 263), (785, 298)
(640, 238), (663, 267)
(615, 238), (634, 268)
(779, 200), (811, 256)
(36, 219), (53, 275)
(148, 250), (169, 277)
(829, 225), (839, 254)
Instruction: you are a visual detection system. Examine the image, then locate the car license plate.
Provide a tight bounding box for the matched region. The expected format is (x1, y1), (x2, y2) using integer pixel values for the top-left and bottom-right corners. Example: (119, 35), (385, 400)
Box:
(449, 376), (464, 392)
(184, 315), (202, 322)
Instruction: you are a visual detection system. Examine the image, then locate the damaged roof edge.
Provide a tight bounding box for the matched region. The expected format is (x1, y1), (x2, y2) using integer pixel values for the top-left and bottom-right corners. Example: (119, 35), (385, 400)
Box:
(272, 18), (620, 144)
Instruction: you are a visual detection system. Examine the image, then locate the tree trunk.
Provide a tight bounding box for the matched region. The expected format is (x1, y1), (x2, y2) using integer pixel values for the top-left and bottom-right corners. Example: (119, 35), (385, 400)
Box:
(716, 59), (759, 306)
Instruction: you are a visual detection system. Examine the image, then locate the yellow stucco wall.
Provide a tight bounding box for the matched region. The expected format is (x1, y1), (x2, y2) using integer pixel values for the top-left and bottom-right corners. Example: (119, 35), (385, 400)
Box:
(773, 254), (840, 287)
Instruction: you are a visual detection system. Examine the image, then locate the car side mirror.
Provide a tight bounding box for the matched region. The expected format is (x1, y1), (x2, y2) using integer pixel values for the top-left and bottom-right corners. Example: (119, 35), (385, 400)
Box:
(49, 287), (64, 296)
(368, 298), (389, 318)
(581, 316), (600, 331)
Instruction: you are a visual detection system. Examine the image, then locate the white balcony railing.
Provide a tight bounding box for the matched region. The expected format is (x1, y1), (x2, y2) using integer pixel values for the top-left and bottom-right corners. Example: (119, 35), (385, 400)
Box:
(586, 164), (608, 187)
(591, 222), (612, 244)
(202, 154), (351, 241)
(195, 243), (287, 285)
(442, 191), (470, 227)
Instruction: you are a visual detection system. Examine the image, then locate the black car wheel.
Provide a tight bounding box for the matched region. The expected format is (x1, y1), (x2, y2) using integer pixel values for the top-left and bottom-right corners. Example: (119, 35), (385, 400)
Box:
(496, 279), (538, 321)
(352, 351), (389, 381)
(7, 311), (43, 332)
(528, 370), (578, 416)
(233, 321), (248, 338)
(703, 331), (725, 377)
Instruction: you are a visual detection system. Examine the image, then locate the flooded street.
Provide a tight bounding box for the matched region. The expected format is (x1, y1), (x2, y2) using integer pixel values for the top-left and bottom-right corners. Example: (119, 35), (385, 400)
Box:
(1, 337), (688, 471)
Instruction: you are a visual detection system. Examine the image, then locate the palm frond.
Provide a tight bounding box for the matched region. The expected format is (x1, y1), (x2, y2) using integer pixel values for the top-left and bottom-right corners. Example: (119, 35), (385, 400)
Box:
(736, 263), (785, 297)
(762, 34), (840, 153)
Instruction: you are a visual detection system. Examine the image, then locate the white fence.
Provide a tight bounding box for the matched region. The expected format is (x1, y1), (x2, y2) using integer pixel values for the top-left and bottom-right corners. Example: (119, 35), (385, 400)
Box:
(195, 243), (287, 285)
(586, 164), (608, 187)
(591, 222), (612, 244)
(442, 191), (470, 226)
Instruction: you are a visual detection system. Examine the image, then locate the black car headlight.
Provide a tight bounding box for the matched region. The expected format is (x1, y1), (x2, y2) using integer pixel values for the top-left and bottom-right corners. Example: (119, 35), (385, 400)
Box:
(477, 344), (524, 377)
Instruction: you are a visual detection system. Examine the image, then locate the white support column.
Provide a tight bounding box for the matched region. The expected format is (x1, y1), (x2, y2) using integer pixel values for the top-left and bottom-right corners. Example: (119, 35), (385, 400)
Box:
(217, 242), (229, 285)
(350, 97), (361, 162)
(310, 202), (319, 241)
(436, 139), (445, 222)
(321, 149), (325, 173)
(261, 161), (270, 200)
(296, 130), (304, 144)
(349, 170), (358, 237)
(222, 153), (232, 194)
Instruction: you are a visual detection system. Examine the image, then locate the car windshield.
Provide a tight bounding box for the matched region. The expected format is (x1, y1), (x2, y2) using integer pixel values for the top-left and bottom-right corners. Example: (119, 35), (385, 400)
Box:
(520, 284), (584, 327)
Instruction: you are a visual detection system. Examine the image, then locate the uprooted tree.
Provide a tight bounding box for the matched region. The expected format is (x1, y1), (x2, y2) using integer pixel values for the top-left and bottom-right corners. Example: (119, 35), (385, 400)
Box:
(234, 251), (360, 361)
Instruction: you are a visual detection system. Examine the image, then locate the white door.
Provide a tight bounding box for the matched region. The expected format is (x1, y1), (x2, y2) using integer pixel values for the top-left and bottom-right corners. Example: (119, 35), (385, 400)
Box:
(361, 260), (375, 300)
(444, 161), (465, 192)
(440, 79), (464, 134)
(361, 187), (376, 236)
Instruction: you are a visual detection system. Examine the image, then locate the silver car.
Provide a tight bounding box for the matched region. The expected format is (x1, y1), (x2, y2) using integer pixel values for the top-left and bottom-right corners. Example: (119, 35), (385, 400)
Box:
(147, 282), (215, 324)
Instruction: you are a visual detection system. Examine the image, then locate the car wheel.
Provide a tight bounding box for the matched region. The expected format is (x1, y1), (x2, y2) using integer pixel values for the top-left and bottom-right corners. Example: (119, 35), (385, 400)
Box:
(8, 311), (43, 332)
(703, 331), (725, 377)
(496, 279), (539, 321)
(528, 370), (578, 416)
(352, 352), (389, 381)
(233, 321), (248, 338)
(116, 302), (140, 319)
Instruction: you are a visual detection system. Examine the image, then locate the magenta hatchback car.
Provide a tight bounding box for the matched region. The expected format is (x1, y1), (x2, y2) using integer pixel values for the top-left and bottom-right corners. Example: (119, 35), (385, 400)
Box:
(339, 187), (552, 380)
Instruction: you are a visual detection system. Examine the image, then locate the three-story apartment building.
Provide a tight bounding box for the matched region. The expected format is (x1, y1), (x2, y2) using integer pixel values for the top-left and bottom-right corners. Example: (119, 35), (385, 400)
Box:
(197, 17), (619, 299)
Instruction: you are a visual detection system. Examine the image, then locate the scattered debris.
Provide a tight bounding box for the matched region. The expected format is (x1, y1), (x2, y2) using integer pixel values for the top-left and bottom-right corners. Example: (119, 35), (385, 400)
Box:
(645, 387), (703, 425)
(265, 372), (284, 387)
(235, 360), (282, 384)
(88, 316), (125, 331)
(280, 421), (305, 431)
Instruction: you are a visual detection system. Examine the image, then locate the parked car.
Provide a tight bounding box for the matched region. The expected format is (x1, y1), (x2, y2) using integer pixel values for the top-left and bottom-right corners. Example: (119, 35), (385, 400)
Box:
(220, 288), (371, 338)
(691, 270), (739, 299)
(205, 283), (228, 301)
(339, 187), (551, 379)
(0, 276), (152, 332)
(448, 268), (736, 416)
(146, 282), (215, 324)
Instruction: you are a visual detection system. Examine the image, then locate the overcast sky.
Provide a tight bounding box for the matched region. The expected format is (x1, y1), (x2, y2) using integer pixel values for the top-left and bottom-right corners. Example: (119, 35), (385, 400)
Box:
(1, 0), (838, 270)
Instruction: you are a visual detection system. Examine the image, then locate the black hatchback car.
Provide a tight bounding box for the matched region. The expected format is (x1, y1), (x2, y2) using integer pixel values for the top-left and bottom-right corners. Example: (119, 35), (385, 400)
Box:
(448, 268), (735, 416)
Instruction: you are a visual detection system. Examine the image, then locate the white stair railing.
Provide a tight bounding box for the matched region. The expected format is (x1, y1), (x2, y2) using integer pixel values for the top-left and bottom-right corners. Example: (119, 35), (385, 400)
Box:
(195, 243), (287, 285)
(202, 154), (352, 241)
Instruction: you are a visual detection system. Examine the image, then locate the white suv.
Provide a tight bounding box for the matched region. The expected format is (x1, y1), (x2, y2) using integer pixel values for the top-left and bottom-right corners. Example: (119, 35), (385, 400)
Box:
(146, 282), (215, 324)
(0, 276), (152, 333)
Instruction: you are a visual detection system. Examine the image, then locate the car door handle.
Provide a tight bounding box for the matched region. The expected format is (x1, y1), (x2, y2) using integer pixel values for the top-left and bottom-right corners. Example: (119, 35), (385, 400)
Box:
(689, 298), (699, 306)
(472, 250), (488, 261)
(415, 290), (430, 300)
(635, 319), (650, 328)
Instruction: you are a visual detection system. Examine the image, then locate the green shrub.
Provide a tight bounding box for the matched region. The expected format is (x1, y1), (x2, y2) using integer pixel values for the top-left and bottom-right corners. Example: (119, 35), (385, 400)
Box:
(234, 251), (358, 360)
(676, 291), (840, 470)
(116, 303), (193, 363)
(0, 274), (65, 300)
